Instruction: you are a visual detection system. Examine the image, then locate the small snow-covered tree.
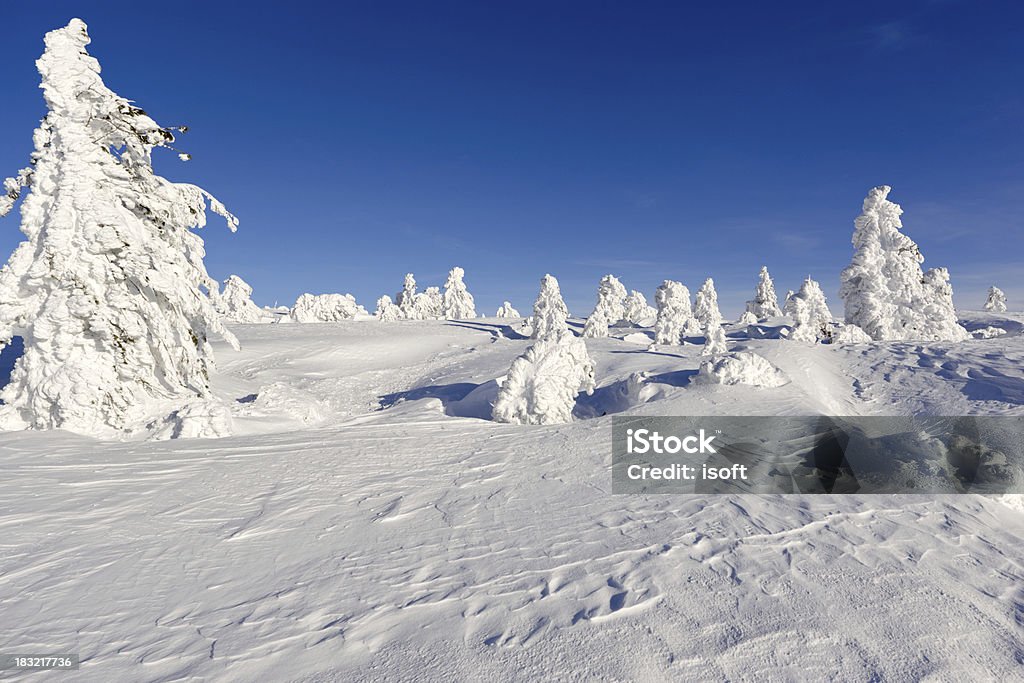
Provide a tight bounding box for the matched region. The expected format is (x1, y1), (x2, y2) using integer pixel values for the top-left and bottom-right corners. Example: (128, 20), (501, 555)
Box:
(693, 278), (722, 329)
(653, 280), (699, 345)
(216, 275), (266, 324)
(495, 301), (521, 318)
(0, 20), (240, 435)
(582, 274), (627, 338)
(738, 310), (758, 325)
(395, 273), (419, 320)
(984, 286), (1007, 313)
(839, 185), (969, 341)
(290, 293), (366, 322)
(491, 331), (596, 425)
(414, 286), (443, 319)
(443, 267), (477, 319)
(531, 274), (570, 340)
(786, 278), (833, 343)
(375, 295), (402, 321)
(623, 290), (657, 325)
(745, 266), (783, 319)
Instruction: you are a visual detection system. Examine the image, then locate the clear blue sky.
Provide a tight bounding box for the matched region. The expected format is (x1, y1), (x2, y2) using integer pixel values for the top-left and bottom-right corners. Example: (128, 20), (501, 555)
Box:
(2, 1), (1022, 316)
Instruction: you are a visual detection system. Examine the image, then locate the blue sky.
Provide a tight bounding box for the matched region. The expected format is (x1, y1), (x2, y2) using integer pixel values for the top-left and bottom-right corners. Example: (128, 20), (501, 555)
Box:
(1, 1), (1022, 316)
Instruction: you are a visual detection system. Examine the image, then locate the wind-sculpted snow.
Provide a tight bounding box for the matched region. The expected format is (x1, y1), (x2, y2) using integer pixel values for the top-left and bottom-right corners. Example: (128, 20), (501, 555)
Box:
(0, 19), (239, 437)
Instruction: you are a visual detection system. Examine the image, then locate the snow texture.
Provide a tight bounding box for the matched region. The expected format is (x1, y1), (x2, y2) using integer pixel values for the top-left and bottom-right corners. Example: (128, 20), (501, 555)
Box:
(495, 301), (521, 318)
(745, 266), (783, 319)
(839, 186), (969, 342)
(985, 286), (1007, 313)
(290, 293), (367, 322)
(694, 351), (789, 387)
(531, 274), (571, 340)
(492, 331), (596, 425)
(0, 19), (240, 437)
(443, 267), (477, 319)
(216, 275), (267, 324)
(582, 275), (627, 338)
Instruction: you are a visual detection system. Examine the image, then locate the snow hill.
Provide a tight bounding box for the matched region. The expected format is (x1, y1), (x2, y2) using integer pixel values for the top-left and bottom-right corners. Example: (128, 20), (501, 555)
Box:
(1, 314), (1023, 681)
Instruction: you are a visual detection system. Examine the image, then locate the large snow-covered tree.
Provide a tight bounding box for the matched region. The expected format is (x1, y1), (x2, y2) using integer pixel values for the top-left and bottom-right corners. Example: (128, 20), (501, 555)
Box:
(653, 280), (699, 345)
(216, 275), (266, 324)
(395, 273), (419, 320)
(984, 286), (1007, 313)
(442, 267), (476, 319)
(582, 274), (627, 338)
(745, 266), (783, 319)
(839, 186), (969, 341)
(0, 19), (240, 435)
(531, 274), (570, 340)
(414, 286), (443, 319)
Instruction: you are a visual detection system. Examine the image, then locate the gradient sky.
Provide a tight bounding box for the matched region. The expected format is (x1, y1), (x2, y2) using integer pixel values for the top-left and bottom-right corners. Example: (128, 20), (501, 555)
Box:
(1, 1), (1022, 316)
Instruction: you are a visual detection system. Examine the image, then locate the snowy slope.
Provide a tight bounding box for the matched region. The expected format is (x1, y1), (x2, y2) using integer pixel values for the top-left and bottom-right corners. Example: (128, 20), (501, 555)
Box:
(2, 317), (1023, 681)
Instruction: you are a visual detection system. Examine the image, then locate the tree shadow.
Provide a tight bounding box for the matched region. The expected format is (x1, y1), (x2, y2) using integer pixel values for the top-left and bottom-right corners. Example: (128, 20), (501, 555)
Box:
(444, 320), (530, 340)
(646, 369), (699, 387)
(378, 382), (479, 410)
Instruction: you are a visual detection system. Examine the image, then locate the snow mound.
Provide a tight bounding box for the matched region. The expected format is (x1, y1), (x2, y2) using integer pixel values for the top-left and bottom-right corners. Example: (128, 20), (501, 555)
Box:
(290, 293), (367, 322)
(150, 399), (234, 440)
(694, 351), (789, 388)
(832, 323), (873, 344)
(236, 382), (327, 425)
(972, 326), (1007, 339)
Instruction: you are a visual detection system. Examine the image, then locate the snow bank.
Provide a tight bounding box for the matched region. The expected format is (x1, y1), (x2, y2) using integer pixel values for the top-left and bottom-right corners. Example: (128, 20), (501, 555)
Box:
(694, 351), (789, 387)
(972, 326), (1007, 339)
(290, 293), (367, 322)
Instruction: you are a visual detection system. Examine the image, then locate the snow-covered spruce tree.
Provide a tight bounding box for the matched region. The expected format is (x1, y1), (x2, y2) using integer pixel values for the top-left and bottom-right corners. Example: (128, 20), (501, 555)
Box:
(531, 274), (570, 340)
(442, 267), (476, 319)
(839, 185), (969, 341)
(491, 330), (596, 425)
(653, 280), (699, 345)
(216, 275), (266, 323)
(0, 20), (240, 435)
(623, 290), (657, 325)
(785, 277), (833, 343)
(582, 274), (627, 338)
(984, 286), (1007, 313)
(414, 286), (443, 319)
(495, 301), (521, 318)
(745, 266), (783, 319)
(694, 279), (727, 356)
(290, 293), (366, 322)
(375, 295), (402, 321)
(396, 273), (419, 320)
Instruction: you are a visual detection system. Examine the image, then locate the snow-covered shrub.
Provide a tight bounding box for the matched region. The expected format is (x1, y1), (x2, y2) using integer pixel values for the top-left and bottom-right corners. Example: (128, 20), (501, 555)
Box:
(375, 295), (402, 321)
(839, 185), (969, 341)
(738, 310), (758, 325)
(491, 332), (596, 425)
(0, 20), (239, 436)
(290, 293), (367, 322)
(443, 267), (477, 319)
(216, 275), (266, 323)
(972, 326), (1007, 339)
(653, 280), (699, 345)
(745, 266), (783, 319)
(414, 286), (444, 319)
(694, 351), (788, 388)
(984, 286), (1007, 313)
(531, 274), (570, 340)
(495, 301), (521, 318)
(785, 278), (833, 343)
(832, 323), (872, 344)
(396, 273), (419, 320)
(623, 290), (657, 326)
(582, 274), (628, 338)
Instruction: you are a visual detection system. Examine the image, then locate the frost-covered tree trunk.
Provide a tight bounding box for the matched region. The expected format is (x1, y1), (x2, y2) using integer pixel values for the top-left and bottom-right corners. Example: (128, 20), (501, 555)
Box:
(396, 273), (419, 320)
(653, 280), (698, 345)
(375, 295), (402, 321)
(839, 186), (969, 341)
(414, 286), (443, 319)
(984, 286), (1007, 313)
(582, 274), (627, 338)
(0, 20), (240, 436)
(623, 290), (656, 325)
(495, 301), (521, 318)
(745, 266), (783, 319)
(491, 331), (596, 425)
(216, 275), (266, 323)
(442, 267), (476, 319)
(531, 274), (570, 340)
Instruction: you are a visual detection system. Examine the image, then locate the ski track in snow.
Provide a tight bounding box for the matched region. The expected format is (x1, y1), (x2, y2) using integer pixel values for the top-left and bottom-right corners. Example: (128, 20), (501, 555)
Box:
(1, 315), (1024, 681)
